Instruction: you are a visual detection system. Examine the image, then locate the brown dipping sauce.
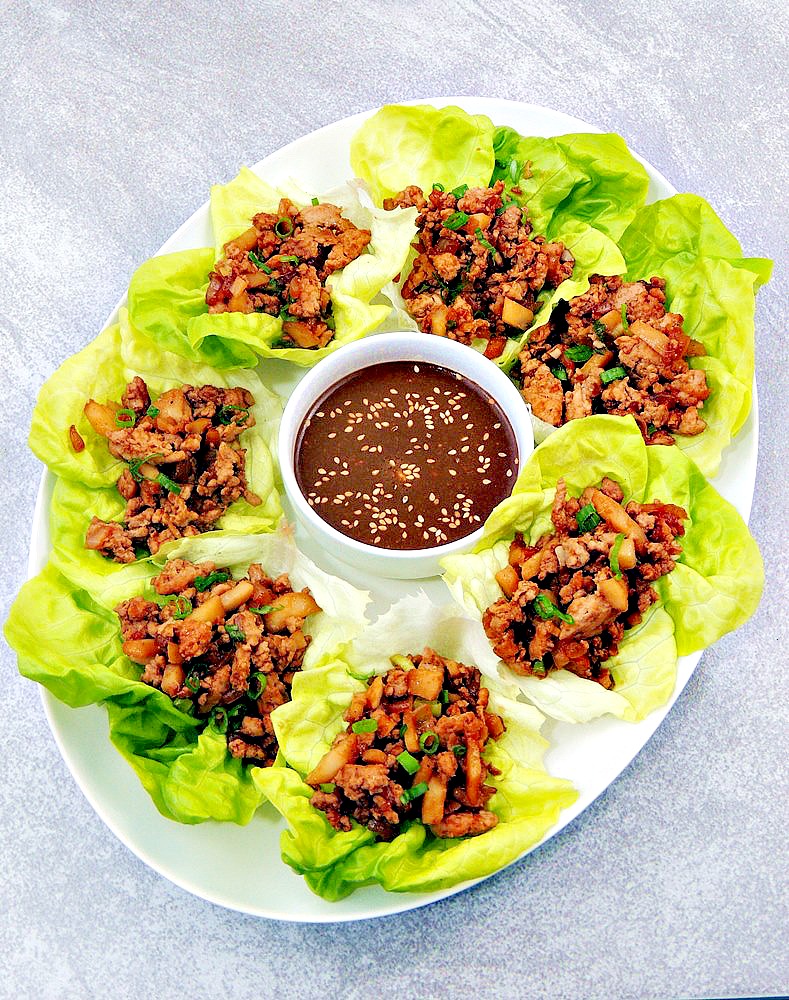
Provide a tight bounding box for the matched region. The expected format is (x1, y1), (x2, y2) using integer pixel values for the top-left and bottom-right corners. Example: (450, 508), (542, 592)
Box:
(295, 361), (519, 550)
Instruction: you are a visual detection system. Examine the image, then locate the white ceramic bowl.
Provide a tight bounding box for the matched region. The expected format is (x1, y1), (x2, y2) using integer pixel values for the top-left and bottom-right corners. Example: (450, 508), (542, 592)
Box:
(278, 332), (534, 579)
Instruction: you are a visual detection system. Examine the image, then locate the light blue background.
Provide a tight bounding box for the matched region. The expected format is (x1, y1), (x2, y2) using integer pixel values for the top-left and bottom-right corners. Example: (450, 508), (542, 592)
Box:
(1, 2), (786, 997)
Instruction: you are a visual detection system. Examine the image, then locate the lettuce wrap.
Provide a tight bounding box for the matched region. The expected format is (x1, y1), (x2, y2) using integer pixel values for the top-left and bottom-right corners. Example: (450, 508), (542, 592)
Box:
(5, 529), (371, 824)
(441, 416), (763, 724)
(253, 596), (577, 899)
(349, 104), (633, 368)
(28, 309), (282, 604)
(126, 169), (417, 368)
(525, 195), (772, 476)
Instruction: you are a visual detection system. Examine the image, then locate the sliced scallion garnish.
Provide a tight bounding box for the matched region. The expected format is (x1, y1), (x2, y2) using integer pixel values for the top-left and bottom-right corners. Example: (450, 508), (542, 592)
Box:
(224, 623), (246, 643)
(170, 595), (192, 620)
(600, 366), (628, 385)
(565, 344), (593, 363)
(609, 533), (625, 579)
(400, 782), (428, 805)
(576, 503), (602, 533)
(351, 718), (378, 734)
(533, 594), (574, 624)
(444, 211), (469, 231)
(396, 750), (420, 775)
(419, 731), (440, 755)
(115, 407), (136, 427)
(193, 570), (230, 592)
(248, 671), (268, 699)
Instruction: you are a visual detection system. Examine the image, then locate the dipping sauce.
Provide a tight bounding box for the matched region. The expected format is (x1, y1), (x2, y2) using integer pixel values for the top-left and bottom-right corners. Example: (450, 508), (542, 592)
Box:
(295, 361), (519, 550)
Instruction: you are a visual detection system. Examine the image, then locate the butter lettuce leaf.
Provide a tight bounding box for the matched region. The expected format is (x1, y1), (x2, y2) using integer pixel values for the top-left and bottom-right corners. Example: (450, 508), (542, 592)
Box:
(491, 127), (649, 241)
(253, 597), (576, 899)
(442, 416), (762, 723)
(127, 168), (416, 368)
(350, 104), (496, 205)
(4, 530), (370, 823)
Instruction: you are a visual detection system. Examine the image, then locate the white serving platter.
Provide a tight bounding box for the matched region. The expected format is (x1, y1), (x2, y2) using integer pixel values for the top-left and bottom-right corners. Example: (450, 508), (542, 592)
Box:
(27, 97), (758, 922)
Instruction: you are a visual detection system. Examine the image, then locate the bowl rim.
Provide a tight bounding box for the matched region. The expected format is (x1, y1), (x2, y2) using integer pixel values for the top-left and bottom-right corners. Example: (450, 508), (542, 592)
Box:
(277, 331), (534, 564)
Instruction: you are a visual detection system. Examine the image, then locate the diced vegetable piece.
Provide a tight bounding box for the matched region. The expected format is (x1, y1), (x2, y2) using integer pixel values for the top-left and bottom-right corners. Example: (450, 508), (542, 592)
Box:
(161, 662), (185, 697)
(306, 733), (359, 785)
(501, 298), (534, 330)
(366, 674), (384, 710)
(484, 712), (505, 739)
(188, 594), (225, 624)
(630, 320), (669, 356)
(421, 773), (448, 826)
(154, 388), (192, 434)
(599, 576), (629, 611)
(465, 741), (483, 807)
(185, 418), (211, 434)
(122, 638), (157, 663)
(461, 212), (491, 234)
(263, 591), (321, 631)
(282, 321), (321, 348)
(220, 581), (255, 613)
(402, 711), (419, 753)
(167, 641), (182, 665)
(484, 336), (506, 360)
(578, 351), (614, 378)
(589, 488), (647, 553)
(429, 304), (449, 337)
(406, 663), (444, 701)
(598, 308), (624, 336)
(617, 535), (637, 569)
(68, 424), (85, 452)
(83, 399), (120, 436)
(226, 227), (259, 254)
(508, 537), (532, 566)
(344, 691), (367, 723)
(495, 564), (520, 597)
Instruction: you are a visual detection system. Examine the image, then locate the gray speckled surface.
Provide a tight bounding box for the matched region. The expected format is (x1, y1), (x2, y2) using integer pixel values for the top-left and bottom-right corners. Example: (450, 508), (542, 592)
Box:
(1, 1), (787, 997)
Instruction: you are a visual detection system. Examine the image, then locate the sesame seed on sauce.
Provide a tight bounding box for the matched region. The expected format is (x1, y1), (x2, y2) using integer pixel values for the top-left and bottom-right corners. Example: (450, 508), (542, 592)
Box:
(295, 361), (519, 550)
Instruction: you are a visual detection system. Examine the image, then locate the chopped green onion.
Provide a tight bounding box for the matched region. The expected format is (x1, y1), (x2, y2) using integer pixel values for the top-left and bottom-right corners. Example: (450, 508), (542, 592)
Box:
(184, 672), (200, 693)
(248, 250), (268, 269)
(533, 594), (574, 624)
(128, 452), (164, 481)
(439, 689), (450, 705)
(217, 404), (250, 425)
(351, 718), (378, 734)
(275, 215), (294, 237)
(621, 304), (629, 329)
(398, 723), (407, 737)
(565, 344), (593, 364)
(169, 595), (192, 619)
(194, 570), (230, 592)
(225, 623), (246, 643)
(475, 227), (495, 252)
(249, 604), (282, 615)
(278, 254), (300, 264)
(400, 782), (428, 805)
(531, 659), (547, 676)
(311, 197), (320, 206)
(319, 782), (335, 793)
(419, 731), (440, 755)
(431, 182), (445, 192)
(592, 319), (608, 338)
(452, 744), (467, 758)
(156, 472), (181, 494)
(576, 503), (602, 533)
(265, 279), (281, 293)
(444, 211), (469, 231)
(325, 313), (336, 331)
(647, 422), (657, 435)
(132, 544), (150, 560)
(248, 671), (268, 699)
(600, 366), (628, 385)
(278, 305), (291, 321)
(210, 707), (228, 734)
(145, 405), (159, 418)
(115, 407), (136, 427)
(397, 750), (420, 775)
(550, 364), (569, 382)
(348, 669), (374, 682)
(450, 183), (468, 198)
(609, 533), (625, 579)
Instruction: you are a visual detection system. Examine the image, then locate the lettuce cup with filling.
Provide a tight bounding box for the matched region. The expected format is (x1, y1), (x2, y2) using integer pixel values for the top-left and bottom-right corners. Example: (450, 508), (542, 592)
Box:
(442, 416), (763, 723)
(5, 529), (370, 824)
(254, 596), (577, 900)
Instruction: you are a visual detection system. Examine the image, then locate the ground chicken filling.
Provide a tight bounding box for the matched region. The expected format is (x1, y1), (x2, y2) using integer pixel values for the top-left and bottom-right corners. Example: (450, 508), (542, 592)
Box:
(384, 181), (574, 359)
(205, 198), (372, 349)
(483, 477), (687, 688)
(80, 377), (261, 563)
(519, 274), (710, 444)
(306, 650), (505, 841)
(115, 559), (321, 764)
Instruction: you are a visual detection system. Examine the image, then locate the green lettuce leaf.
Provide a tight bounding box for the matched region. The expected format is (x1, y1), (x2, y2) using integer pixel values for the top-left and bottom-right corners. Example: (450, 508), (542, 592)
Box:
(253, 597), (576, 899)
(350, 104), (497, 206)
(441, 415), (763, 723)
(127, 168), (416, 368)
(4, 529), (371, 823)
(29, 309), (282, 603)
(491, 127), (649, 241)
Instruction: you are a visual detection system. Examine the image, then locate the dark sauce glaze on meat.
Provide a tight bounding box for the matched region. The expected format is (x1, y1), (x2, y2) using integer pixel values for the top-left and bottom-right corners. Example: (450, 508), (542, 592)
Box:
(295, 361), (519, 549)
